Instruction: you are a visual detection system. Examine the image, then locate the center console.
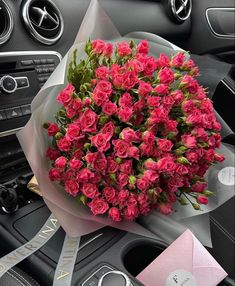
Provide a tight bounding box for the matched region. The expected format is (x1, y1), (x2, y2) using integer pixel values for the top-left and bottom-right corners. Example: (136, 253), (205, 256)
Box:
(0, 51), (61, 137)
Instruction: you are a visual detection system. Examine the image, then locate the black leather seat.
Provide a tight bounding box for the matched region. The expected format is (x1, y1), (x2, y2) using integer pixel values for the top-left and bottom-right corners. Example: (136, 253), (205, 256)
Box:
(0, 267), (40, 286)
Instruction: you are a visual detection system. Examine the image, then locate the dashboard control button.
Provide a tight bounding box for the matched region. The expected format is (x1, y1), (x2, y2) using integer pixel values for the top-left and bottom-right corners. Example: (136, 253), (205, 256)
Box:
(46, 58), (55, 64)
(21, 105), (31, 115)
(21, 60), (34, 66)
(36, 68), (43, 73)
(98, 271), (132, 286)
(0, 75), (17, 94)
(82, 276), (98, 286)
(16, 77), (29, 89)
(5, 107), (22, 119)
(34, 59), (41, 65)
(49, 67), (55, 73)
(40, 59), (47, 64)
(0, 110), (7, 121)
(95, 266), (113, 279)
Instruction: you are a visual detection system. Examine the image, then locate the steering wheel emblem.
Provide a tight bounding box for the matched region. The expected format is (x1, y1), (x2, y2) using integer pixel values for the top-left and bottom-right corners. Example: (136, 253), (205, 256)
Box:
(170, 0), (192, 22)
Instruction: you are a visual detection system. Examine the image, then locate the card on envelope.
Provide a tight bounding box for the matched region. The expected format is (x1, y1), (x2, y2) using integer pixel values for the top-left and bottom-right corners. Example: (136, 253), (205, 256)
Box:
(136, 229), (227, 286)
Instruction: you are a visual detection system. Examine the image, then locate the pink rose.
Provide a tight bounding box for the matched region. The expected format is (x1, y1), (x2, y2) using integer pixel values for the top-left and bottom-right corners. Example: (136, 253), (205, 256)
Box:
(57, 83), (74, 106)
(123, 205), (139, 221)
(46, 147), (60, 161)
(120, 160), (132, 174)
(158, 203), (173, 215)
(204, 149), (215, 163)
(95, 66), (109, 80)
(82, 183), (99, 199)
(171, 90), (184, 104)
(118, 173), (129, 188)
(103, 43), (113, 57)
(119, 92), (132, 107)
(69, 158), (82, 170)
(49, 168), (61, 181)
(128, 146), (139, 160)
(140, 143), (154, 157)
(157, 139), (173, 152)
(103, 187), (116, 203)
(102, 101), (117, 116)
(137, 40), (149, 54)
(171, 52), (185, 68)
(197, 194), (208, 205)
(183, 59), (195, 70)
(57, 137), (71, 152)
(147, 96), (161, 108)
(93, 89), (109, 106)
(214, 153), (225, 162)
(138, 80), (152, 97)
(65, 179), (79, 197)
(175, 164), (189, 175)
(71, 98), (83, 111)
(112, 139), (129, 158)
(181, 75), (199, 94)
(55, 156), (67, 170)
(142, 131), (155, 145)
(181, 135), (197, 149)
(92, 39), (105, 54)
(94, 154), (107, 174)
(100, 121), (114, 137)
(143, 170), (159, 184)
(118, 189), (130, 202)
(192, 182), (207, 193)
(123, 71), (138, 90)
(77, 168), (95, 182)
(157, 157), (176, 173)
(80, 108), (98, 133)
(144, 159), (158, 171)
(109, 207), (121, 221)
(137, 177), (150, 192)
(182, 100), (195, 113)
(154, 84), (169, 95)
(118, 107), (133, 122)
(91, 133), (110, 152)
(143, 56), (158, 76)
(96, 80), (112, 95)
(120, 128), (140, 143)
(88, 198), (109, 215)
(156, 53), (170, 68)
(66, 123), (81, 141)
(65, 106), (77, 119)
(47, 123), (59, 136)
(162, 95), (175, 109)
(117, 42), (132, 57)
(107, 158), (119, 173)
(186, 151), (198, 163)
(158, 67), (174, 85)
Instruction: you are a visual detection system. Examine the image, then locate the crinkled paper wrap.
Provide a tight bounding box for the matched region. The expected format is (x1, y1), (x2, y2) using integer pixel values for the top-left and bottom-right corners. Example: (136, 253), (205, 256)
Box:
(17, 0), (234, 247)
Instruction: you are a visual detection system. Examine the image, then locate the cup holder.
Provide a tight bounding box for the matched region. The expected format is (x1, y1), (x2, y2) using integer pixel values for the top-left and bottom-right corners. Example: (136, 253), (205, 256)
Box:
(122, 239), (167, 277)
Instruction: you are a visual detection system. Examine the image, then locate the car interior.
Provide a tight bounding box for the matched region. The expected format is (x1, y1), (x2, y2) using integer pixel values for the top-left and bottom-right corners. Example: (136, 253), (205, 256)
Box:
(0, 0), (234, 285)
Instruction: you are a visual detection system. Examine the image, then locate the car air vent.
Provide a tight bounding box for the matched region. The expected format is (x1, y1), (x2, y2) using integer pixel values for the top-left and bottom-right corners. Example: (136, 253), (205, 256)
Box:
(165, 0), (192, 23)
(21, 0), (64, 45)
(0, 0), (14, 45)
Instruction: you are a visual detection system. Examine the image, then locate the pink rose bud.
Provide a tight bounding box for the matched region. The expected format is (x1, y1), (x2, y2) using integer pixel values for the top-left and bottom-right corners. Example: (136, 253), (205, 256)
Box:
(197, 194), (209, 205)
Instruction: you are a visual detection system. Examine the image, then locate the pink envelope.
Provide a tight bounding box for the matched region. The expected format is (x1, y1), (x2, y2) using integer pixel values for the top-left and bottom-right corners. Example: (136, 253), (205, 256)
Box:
(137, 229), (227, 286)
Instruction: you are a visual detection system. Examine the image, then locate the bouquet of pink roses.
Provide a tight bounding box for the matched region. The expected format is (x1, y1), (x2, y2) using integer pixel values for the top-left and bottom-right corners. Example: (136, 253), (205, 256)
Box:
(43, 39), (225, 222)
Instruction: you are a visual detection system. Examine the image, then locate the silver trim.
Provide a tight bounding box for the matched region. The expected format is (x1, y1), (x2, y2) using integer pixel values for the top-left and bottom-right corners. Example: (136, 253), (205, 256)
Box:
(0, 75), (17, 94)
(206, 8), (235, 39)
(0, 50), (62, 138)
(98, 271), (132, 286)
(221, 79), (235, 95)
(0, 50), (62, 60)
(170, 0), (192, 22)
(0, 0), (14, 45)
(0, 127), (22, 138)
(21, 0), (64, 45)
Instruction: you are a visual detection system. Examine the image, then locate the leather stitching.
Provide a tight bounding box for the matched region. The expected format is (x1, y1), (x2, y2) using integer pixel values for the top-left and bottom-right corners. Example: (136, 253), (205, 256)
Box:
(6, 271), (26, 286)
(10, 269), (35, 286)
